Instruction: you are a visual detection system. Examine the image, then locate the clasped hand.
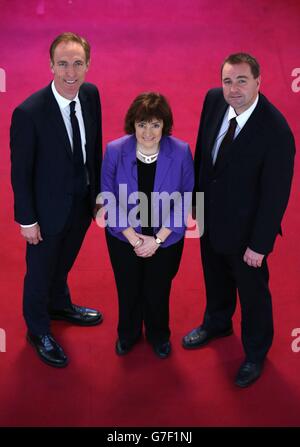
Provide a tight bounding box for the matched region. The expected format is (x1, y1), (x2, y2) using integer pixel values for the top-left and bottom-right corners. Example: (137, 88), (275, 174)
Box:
(134, 234), (159, 258)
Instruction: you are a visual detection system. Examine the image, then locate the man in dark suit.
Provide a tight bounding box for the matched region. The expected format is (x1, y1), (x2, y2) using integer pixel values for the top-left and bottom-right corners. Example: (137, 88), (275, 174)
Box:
(10, 32), (103, 368)
(183, 53), (295, 387)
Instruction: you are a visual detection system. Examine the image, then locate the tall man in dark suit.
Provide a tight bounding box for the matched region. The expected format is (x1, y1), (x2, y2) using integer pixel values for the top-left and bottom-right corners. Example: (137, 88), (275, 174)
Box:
(10, 32), (103, 368)
(182, 53), (295, 387)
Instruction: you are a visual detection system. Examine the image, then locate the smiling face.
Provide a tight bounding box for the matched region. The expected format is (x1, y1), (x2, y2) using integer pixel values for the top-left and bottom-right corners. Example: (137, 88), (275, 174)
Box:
(222, 62), (260, 114)
(134, 118), (163, 153)
(51, 41), (89, 99)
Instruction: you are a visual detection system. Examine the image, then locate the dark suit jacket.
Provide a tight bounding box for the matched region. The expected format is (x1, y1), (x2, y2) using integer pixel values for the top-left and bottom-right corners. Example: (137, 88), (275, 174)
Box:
(194, 88), (295, 255)
(10, 82), (102, 235)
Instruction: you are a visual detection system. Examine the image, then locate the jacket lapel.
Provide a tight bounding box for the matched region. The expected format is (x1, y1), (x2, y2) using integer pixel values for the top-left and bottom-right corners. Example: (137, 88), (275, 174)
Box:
(121, 135), (138, 193)
(154, 136), (173, 191)
(120, 135), (173, 194)
(45, 84), (73, 159)
(79, 87), (96, 168)
(206, 102), (228, 172)
(215, 95), (264, 176)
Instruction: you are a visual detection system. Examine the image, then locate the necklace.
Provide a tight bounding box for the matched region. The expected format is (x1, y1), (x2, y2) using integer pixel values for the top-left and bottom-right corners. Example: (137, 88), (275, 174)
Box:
(136, 145), (159, 164)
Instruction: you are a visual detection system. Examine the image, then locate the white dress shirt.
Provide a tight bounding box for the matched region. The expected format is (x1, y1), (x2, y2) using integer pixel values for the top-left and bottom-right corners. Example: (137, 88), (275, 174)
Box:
(51, 81), (87, 162)
(212, 94), (259, 165)
(21, 82), (87, 227)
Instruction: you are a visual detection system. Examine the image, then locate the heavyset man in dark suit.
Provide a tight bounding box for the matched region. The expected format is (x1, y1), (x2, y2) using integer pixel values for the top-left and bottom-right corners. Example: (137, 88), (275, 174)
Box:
(10, 33), (103, 368)
(183, 53), (295, 387)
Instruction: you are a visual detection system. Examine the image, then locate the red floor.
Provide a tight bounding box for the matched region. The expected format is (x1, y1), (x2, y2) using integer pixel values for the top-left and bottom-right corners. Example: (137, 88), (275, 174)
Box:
(0, 0), (299, 427)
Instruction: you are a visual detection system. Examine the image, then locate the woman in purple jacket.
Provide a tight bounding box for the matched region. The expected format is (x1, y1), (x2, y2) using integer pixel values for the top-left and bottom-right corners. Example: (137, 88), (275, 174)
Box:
(101, 92), (194, 358)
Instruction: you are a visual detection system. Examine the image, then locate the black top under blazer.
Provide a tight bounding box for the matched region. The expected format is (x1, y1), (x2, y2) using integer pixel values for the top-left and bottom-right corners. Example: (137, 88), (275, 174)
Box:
(194, 88), (295, 255)
(10, 82), (102, 235)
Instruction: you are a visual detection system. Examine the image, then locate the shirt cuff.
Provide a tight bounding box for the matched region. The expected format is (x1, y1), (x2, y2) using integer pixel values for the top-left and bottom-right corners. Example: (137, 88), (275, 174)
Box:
(20, 222), (38, 228)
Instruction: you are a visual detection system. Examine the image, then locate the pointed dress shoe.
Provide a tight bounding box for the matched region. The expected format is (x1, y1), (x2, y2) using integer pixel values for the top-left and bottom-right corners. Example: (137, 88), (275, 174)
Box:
(115, 334), (143, 356)
(115, 339), (133, 356)
(182, 325), (233, 349)
(49, 304), (103, 326)
(27, 332), (68, 368)
(153, 341), (171, 359)
(234, 361), (264, 388)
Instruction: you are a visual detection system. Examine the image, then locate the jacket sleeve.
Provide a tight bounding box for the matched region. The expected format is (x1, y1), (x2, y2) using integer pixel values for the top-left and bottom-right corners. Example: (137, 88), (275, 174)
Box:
(193, 91), (211, 207)
(94, 87), (102, 198)
(249, 128), (295, 254)
(10, 107), (38, 225)
(101, 145), (130, 233)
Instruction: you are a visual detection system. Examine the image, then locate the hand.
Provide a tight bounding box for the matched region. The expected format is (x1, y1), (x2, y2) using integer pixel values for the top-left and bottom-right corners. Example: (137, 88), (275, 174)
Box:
(243, 247), (265, 268)
(20, 224), (43, 245)
(134, 234), (159, 258)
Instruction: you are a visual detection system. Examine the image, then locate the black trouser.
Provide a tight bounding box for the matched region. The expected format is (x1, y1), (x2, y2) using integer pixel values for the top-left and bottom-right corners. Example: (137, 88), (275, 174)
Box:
(200, 235), (273, 363)
(106, 230), (184, 346)
(23, 194), (91, 335)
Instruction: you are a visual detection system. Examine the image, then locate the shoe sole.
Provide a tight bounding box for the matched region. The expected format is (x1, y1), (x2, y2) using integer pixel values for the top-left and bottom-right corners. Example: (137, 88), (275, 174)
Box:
(182, 329), (233, 350)
(27, 335), (69, 368)
(49, 315), (103, 326)
(154, 352), (171, 359)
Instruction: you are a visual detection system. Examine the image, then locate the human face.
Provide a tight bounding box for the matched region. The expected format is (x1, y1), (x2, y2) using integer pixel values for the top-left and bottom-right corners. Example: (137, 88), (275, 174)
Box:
(51, 41), (89, 100)
(222, 62), (260, 114)
(135, 119), (163, 153)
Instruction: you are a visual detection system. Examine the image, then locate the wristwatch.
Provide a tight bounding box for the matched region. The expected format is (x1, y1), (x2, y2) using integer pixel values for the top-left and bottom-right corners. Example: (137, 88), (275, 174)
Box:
(154, 235), (163, 245)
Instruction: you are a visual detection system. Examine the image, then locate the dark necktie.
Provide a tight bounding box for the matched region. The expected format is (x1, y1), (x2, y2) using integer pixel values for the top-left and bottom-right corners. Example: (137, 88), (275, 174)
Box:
(214, 117), (237, 169)
(69, 101), (86, 196)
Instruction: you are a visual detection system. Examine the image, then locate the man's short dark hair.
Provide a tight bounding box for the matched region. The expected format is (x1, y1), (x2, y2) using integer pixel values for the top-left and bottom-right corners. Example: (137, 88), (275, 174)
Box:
(50, 32), (91, 65)
(124, 92), (173, 136)
(221, 53), (260, 79)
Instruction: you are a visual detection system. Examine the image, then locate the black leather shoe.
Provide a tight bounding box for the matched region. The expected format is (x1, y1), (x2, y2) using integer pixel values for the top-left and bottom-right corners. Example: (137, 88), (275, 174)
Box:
(27, 332), (68, 368)
(49, 304), (103, 326)
(153, 341), (171, 359)
(182, 325), (233, 349)
(115, 339), (134, 356)
(235, 361), (264, 388)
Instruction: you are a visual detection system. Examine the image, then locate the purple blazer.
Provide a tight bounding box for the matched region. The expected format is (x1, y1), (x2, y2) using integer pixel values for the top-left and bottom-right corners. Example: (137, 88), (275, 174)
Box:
(101, 134), (194, 247)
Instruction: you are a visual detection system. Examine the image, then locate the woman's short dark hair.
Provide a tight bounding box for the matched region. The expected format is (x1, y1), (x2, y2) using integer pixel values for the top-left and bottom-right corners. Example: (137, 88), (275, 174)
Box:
(124, 92), (173, 135)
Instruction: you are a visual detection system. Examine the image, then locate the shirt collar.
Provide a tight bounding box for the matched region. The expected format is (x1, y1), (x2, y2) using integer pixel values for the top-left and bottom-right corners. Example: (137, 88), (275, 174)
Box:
(227, 94), (259, 129)
(51, 81), (79, 109)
